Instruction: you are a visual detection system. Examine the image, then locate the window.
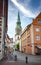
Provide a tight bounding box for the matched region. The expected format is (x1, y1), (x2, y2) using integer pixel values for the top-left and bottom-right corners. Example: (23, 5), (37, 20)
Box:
(36, 35), (40, 40)
(0, 36), (1, 38)
(38, 20), (41, 23)
(0, 50), (1, 52)
(0, 28), (2, 31)
(0, 23), (2, 26)
(0, 32), (1, 35)
(22, 39), (27, 43)
(0, 18), (2, 22)
(36, 27), (40, 32)
(27, 36), (30, 42)
(0, 41), (1, 43)
(28, 30), (30, 34)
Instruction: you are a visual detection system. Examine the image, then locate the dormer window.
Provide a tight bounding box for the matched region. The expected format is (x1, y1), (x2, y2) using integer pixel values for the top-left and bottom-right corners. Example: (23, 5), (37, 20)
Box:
(38, 20), (41, 23)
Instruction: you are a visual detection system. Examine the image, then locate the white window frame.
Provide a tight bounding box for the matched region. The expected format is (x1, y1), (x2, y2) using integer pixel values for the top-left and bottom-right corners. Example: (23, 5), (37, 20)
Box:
(36, 27), (40, 32)
(36, 35), (40, 40)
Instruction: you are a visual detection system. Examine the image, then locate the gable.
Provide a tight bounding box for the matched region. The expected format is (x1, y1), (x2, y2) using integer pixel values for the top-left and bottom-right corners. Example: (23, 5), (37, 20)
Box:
(32, 12), (41, 25)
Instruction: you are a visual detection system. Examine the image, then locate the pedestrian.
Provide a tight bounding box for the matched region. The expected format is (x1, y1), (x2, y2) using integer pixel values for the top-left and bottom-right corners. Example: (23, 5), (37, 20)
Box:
(25, 56), (28, 63)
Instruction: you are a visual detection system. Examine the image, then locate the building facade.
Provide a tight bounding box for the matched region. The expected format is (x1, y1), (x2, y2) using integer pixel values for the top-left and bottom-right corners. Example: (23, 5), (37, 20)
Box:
(5, 34), (13, 53)
(21, 13), (41, 55)
(0, 0), (8, 60)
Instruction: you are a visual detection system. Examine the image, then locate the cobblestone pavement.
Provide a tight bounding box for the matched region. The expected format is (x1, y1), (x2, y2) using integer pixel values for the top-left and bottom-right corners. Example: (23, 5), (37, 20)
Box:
(13, 51), (41, 63)
(0, 51), (41, 65)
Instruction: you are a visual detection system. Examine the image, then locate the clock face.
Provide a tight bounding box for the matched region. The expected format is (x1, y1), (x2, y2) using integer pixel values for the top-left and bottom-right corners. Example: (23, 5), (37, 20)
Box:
(38, 20), (41, 23)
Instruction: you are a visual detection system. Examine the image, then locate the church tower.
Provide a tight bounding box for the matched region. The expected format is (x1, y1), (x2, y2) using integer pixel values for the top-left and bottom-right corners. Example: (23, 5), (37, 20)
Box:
(15, 12), (22, 51)
(15, 12), (22, 35)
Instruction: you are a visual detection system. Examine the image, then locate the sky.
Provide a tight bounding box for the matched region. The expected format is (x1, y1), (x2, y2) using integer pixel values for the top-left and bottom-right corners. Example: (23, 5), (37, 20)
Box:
(7, 0), (41, 40)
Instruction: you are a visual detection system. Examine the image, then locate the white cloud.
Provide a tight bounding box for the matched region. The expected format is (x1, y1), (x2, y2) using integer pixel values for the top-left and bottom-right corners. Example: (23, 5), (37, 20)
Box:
(11, 0), (35, 18)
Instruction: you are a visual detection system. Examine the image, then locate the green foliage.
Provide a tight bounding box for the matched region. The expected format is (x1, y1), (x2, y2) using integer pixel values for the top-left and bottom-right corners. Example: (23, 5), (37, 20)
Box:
(16, 42), (20, 50)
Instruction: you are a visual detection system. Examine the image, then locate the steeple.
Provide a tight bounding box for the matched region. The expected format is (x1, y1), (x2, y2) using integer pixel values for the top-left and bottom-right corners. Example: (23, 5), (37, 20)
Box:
(15, 12), (22, 35)
(17, 11), (21, 23)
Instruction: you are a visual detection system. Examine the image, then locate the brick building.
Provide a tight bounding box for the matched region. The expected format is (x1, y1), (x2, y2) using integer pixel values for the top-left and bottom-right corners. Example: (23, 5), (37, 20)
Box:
(0, 0), (8, 60)
(21, 12), (41, 55)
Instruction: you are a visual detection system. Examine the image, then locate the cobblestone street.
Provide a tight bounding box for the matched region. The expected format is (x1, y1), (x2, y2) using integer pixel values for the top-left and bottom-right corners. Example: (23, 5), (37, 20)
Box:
(0, 51), (41, 65)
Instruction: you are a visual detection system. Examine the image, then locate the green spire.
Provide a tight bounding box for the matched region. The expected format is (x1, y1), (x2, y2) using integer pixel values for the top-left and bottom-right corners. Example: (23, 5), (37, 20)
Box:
(17, 11), (21, 24)
(15, 12), (22, 35)
(16, 12), (22, 28)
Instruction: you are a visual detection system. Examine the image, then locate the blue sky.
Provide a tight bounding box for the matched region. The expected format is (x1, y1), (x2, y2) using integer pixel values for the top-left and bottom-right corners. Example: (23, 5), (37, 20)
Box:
(7, 0), (41, 39)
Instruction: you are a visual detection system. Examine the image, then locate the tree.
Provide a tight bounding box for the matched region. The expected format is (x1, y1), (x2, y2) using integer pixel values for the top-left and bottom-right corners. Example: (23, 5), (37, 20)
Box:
(16, 42), (20, 51)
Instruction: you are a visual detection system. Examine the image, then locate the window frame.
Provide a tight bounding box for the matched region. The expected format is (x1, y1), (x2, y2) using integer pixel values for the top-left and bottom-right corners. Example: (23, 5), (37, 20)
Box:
(36, 27), (40, 32)
(38, 20), (41, 24)
(36, 35), (40, 41)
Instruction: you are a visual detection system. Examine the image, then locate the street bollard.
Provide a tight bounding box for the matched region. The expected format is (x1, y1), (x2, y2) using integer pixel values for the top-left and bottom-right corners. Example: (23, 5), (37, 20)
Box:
(14, 55), (17, 61)
(25, 56), (28, 63)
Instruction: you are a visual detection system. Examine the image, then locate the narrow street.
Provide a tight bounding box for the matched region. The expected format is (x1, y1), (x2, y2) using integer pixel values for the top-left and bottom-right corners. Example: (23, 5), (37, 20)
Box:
(0, 51), (41, 65)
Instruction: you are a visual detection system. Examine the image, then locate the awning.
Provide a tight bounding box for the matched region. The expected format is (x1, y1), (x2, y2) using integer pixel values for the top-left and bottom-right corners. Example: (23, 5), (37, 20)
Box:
(37, 46), (41, 49)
